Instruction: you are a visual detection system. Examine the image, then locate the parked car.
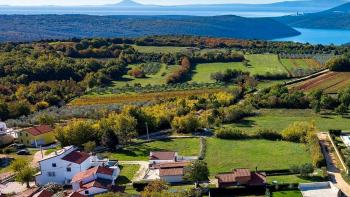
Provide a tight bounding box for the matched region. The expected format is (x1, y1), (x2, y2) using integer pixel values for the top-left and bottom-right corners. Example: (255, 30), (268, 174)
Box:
(16, 149), (30, 155)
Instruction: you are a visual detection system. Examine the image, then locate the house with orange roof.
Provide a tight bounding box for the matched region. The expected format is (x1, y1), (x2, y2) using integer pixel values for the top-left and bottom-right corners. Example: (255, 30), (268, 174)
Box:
(18, 125), (55, 147)
(35, 146), (120, 187)
(215, 168), (266, 188)
(71, 166), (119, 196)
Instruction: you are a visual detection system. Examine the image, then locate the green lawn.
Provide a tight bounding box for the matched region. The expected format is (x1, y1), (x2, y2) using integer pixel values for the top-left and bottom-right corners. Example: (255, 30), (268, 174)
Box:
(132, 45), (188, 54)
(116, 165), (140, 185)
(107, 138), (200, 161)
(227, 109), (350, 133)
(190, 54), (288, 83)
(267, 174), (325, 184)
(272, 190), (302, 197)
(205, 138), (311, 176)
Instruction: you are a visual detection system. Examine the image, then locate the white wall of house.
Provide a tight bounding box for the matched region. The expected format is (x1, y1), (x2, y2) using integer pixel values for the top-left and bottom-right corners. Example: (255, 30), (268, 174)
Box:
(160, 175), (183, 183)
(149, 159), (175, 164)
(35, 146), (93, 186)
(79, 187), (108, 196)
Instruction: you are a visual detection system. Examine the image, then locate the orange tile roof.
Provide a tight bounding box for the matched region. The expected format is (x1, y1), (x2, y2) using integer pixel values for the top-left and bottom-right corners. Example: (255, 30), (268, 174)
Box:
(154, 161), (190, 169)
(150, 151), (176, 160)
(72, 166), (114, 182)
(62, 151), (90, 164)
(24, 125), (53, 136)
(159, 167), (184, 176)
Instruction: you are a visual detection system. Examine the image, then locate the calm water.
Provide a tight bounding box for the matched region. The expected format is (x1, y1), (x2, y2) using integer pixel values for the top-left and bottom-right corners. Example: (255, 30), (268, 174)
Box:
(274, 28), (350, 45)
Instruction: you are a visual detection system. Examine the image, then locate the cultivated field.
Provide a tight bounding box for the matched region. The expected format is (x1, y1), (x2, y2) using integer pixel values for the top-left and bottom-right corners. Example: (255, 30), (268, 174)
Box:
(132, 45), (189, 54)
(281, 58), (323, 71)
(107, 138), (200, 161)
(291, 71), (350, 93)
(205, 138), (311, 176)
(227, 109), (350, 132)
(70, 88), (224, 106)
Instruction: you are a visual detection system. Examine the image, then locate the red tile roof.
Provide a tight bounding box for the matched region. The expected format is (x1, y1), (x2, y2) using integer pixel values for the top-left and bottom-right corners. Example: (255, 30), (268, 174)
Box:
(33, 190), (54, 197)
(247, 172), (267, 186)
(24, 125), (53, 136)
(78, 178), (112, 192)
(150, 151), (176, 160)
(159, 167), (184, 176)
(154, 161), (190, 169)
(68, 192), (86, 197)
(215, 173), (236, 183)
(72, 166), (114, 182)
(62, 151), (90, 164)
(234, 168), (251, 178)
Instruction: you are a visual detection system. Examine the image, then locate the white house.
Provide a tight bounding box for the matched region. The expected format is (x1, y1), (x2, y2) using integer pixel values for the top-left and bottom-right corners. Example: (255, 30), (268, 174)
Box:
(158, 162), (190, 183)
(71, 166), (119, 196)
(35, 146), (118, 186)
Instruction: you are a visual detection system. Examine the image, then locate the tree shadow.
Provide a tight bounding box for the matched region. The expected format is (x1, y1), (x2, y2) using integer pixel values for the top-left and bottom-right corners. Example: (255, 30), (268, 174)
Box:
(232, 120), (256, 128)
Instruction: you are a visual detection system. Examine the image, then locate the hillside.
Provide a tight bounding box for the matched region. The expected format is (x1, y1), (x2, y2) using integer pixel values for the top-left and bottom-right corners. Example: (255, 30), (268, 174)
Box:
(276, 2), (350, 29)
(0, 15), (300, 42)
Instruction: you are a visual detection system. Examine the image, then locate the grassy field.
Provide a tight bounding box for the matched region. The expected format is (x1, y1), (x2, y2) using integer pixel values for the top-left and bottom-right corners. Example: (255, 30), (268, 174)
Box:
(116, 165), (140, 185)
(132, 45), (189, 54)
(281, 58), (323, 72)
(190, 54), (288, 83)
(111, 64), (180, 88)
(272, 190), (302, 197)
(107, 138), (200, 161)
(205, 138), (311, 176)
(226, 109), (350, 133)
(290, 71), (350, 94)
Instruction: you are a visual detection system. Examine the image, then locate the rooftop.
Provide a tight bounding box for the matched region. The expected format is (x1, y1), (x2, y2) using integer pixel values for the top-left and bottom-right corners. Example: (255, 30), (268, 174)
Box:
(33, 190), (54, 197)
(159, 167), (184, 176)
(23, 125), (53, 136)
(62, 151), (90, 164)
(78, 178), (112, 191)
(150, 151), (176, 160)
(72, 166), (114, 182)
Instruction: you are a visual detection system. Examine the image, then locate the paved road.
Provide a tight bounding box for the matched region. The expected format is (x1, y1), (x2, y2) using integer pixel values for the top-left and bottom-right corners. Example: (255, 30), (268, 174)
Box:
(118, 161), (149, 182)
(318, 133), (350, 196)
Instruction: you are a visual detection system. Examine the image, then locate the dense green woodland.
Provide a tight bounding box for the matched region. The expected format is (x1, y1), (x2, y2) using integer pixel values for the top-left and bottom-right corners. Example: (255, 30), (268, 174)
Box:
(0, 36), (349, 121)
(0, 15), (299, 42)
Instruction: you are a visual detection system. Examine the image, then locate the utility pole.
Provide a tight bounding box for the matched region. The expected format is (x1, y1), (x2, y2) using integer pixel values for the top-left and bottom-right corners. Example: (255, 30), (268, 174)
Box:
(145, 122), (149, 140)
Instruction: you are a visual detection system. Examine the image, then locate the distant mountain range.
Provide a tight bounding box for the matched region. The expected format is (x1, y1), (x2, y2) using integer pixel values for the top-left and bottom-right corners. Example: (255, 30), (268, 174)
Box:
(0, 15), (300, 42)
(0, 0), (348, 16)
(276, 2), (350, 29)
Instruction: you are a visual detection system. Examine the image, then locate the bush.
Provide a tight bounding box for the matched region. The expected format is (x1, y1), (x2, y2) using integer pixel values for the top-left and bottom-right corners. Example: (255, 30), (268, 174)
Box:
(171, 113), (201, 133)
(255, 129), (282, 141)
(281, 121), (316, 143)
(133, 181), (150, 192)
(215, 128), (249, 140)
(326, 56), (350, 71)
(289, 163), (314, 177)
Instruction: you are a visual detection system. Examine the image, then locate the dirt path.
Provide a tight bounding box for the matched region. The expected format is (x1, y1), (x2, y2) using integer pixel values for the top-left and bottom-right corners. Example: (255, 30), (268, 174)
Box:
(31, 149), (46, 168)
(318, 132), (350, 196)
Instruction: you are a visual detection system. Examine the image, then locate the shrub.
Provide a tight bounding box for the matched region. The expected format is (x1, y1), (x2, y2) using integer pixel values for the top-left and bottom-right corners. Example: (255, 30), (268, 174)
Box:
(171, 113), (201, 133)
(215, 127), (249, 139)
(166, 57), (191, 84)
(326, 56), (350, 71)
(255, 129), (282, 141)
(198, 137), (207, 160)
(281, 121), (316, 143)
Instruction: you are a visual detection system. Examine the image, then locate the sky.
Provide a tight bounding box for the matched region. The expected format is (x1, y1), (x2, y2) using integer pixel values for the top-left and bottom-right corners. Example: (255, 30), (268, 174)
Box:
(0, 0), (291, 6)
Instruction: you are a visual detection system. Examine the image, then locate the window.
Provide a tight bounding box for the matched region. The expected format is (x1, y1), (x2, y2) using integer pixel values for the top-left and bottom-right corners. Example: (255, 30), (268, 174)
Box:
(27, 140), (29, 144)
(85, 191), (89, 195)
(20, 139), (23, 143)
(19, 132), (22, 136)
(48, 172), (56, 177)
(52, 163), (56, 167)
(66, 167), (71, 172)
(26, 133), (28, 137)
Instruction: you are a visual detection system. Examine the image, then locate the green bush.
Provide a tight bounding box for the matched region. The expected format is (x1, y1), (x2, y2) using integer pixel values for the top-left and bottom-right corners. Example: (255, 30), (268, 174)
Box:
(215, 128), (249, 140)
(255, 129), (282, 141)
